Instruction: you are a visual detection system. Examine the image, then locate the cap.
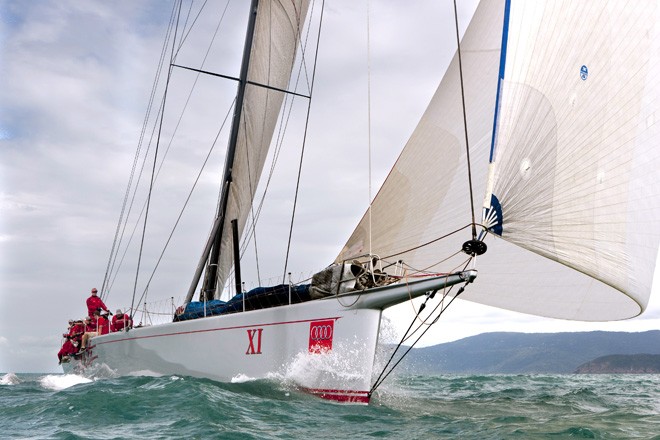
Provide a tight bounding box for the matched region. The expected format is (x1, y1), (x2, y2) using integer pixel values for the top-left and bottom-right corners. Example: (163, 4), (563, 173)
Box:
(84, 316), (90, 321)
(91, 288), (98, 294)
(116, 309), (122, 315)
(68, 319), (74, 324)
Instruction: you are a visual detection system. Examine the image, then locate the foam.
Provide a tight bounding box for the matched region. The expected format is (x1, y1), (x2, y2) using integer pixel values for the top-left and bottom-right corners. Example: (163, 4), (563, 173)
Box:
(0, 372), (21, 385)
(40, 374), (92, 391)
(231, 373), (257, 383)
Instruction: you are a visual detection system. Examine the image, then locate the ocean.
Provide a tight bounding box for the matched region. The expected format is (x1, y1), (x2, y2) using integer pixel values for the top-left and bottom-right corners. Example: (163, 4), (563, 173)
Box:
(2, 372), (659, 439)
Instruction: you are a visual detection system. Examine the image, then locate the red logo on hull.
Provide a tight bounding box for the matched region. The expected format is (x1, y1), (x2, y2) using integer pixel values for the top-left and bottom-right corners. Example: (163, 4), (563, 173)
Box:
(309, 320), (334, 353)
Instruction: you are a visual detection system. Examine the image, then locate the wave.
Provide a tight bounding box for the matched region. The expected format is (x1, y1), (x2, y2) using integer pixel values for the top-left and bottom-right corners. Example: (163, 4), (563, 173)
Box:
(2, 373), (659, 439)
(39, 374), (92, 391)
(1, 372), (21, 385)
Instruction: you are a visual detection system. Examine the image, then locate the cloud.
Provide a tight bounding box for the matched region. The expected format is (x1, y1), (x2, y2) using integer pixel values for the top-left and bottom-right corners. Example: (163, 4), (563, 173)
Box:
(1, 0), (658, 375)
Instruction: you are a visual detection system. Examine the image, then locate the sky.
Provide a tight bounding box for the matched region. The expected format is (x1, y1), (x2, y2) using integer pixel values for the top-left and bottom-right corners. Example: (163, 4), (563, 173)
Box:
(1, 0), (658, 374)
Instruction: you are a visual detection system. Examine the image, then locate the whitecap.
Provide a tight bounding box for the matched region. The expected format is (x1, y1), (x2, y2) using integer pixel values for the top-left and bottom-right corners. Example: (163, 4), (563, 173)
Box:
(231, 373), (257, 383)
(0, 372), (21, 385)
(127, 370), (164, 378)
(40, 374), (92, 391)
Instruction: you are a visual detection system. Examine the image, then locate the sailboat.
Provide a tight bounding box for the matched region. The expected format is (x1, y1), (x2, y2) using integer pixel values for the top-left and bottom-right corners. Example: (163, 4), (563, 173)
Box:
(60, 0), (660, 403)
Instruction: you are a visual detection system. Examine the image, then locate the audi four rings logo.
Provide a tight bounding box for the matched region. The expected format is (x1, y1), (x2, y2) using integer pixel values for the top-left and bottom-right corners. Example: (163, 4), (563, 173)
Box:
(310, 324), (333, 341)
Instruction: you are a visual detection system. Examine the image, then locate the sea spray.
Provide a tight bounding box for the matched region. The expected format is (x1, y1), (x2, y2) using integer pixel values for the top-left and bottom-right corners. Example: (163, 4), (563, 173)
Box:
(1, 372), (21, 385)
(39, 373), (92, 391)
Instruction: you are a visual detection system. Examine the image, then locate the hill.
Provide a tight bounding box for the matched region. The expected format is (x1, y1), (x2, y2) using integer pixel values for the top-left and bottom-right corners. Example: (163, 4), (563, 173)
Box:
(574, 354), (660, 373)
(402, 330), (660, 374)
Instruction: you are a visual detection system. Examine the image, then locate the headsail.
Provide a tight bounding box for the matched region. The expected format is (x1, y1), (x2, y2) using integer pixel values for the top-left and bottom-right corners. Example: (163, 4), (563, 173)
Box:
(211, 0), (310, 296)
(338, 0), (660, 321)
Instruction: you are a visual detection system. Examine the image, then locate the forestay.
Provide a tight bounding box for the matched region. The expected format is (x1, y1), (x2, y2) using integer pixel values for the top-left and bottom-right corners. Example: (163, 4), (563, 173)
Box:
(338, 0), (660, 321)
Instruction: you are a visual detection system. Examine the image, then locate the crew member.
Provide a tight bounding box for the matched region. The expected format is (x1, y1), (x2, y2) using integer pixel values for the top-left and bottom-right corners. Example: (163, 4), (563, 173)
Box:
(58, 320), (78, 363)
(79, 316), (98, 352)
(111, 309), (132, 332)
(58, 338), (77, 363)
(68, 319), (84, 345)
(86, 288), (109, 317)
(96, 310), (110, 335)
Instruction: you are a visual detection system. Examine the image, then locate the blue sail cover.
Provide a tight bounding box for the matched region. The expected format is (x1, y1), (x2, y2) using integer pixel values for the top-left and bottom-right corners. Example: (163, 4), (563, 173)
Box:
(177, 284), (311, 321)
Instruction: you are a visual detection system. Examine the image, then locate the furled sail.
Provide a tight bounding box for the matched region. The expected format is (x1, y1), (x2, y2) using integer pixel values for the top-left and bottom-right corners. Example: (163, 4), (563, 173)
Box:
(338, 0), (660, 321)
(214, 0), (310, 294)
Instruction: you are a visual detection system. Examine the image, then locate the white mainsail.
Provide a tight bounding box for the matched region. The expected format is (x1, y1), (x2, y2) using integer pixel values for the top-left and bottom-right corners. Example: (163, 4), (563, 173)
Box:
(215, 0), (310, 293)
(338, 0), (660, 321)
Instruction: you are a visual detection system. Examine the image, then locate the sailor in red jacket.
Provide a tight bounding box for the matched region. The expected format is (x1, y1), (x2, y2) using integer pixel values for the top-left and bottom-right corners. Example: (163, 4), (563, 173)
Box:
(96, 312), (110, 335)
(79, 316), (98, 352)
(58, 320), (79, 362)
(68, 319), (84, 345)
(111, 309), (133, 332)
(86, 288), (109, 317)
(58, 338), (77, 363)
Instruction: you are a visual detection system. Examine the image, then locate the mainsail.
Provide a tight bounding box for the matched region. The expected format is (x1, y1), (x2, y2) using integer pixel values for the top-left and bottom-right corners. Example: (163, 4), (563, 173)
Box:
(338, 0), (660, 321)
(208, 0), (310, 297)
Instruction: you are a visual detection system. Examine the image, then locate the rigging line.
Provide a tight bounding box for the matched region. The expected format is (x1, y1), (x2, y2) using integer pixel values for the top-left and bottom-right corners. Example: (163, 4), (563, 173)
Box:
(238, 0), (319, 258)
(101, 3), (178, 301)
(105, 97), (165, 297)
(181, 0), (195, 31)
(397, 249), (465, 277)
(367, 0), (373, 259)
(371, 256), (472, 392)
(369, 289), (433, 393)
(103, 4), (184, 300)
(383, 223), (473, 260)
(452, 0), (477, 240)
(175, 0), (196, 54)
(173, 0), (211, 58)
(374, 264), (461, 387)
(403, 258), (471, 343)
(130, 4), (183, 318)
(105, 4), (232, 298)
(405, 250), (471, 280)
(369, 272), (469, 395)
(238, 0), (282, 288)
(282, 0), (315, 96)
(171, 65), (312, 99)
(282, 0), (326, 283)
(370, 279), (469, 395)
(134, 99), (236, 309)
(237, 0), (319, 260)
(241, 112), (263, 287)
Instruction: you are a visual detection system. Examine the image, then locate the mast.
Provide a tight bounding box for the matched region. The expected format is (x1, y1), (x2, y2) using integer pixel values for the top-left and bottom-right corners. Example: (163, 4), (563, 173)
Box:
(186, 0), (260, 303)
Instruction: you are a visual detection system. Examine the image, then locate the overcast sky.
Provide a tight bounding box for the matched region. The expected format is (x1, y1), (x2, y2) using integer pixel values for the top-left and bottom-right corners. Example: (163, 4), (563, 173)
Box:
(1, 0), (658, 374)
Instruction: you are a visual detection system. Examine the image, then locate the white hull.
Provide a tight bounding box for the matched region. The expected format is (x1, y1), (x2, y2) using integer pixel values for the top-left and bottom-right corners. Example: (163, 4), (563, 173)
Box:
(63, 270), (476, 403)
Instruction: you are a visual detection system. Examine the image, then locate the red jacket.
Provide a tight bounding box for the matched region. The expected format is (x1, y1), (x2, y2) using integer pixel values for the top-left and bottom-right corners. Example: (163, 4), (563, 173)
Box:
(58, 339), (77, 360)
(69, 323), (84, 340)
(97, 316), (110, 335)
(86, 295), (108, 317)
(84, 317), (98, 333)
(111, 313), (132, 332)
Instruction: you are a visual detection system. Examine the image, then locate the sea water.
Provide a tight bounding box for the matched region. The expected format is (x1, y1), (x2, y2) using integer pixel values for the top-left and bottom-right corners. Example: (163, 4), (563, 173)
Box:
(1, 372), (659, 439)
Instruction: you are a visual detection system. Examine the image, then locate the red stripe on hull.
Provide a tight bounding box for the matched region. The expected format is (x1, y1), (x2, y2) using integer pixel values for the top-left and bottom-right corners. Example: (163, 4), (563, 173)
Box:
(304, 388), (371, 404)
(96, 316), (342, 346)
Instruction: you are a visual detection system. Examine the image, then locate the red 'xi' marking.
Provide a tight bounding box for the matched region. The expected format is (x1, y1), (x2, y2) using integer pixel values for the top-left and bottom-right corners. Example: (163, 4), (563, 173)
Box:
(246, 328), (263, 355)
(309, 320), (334, 353)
